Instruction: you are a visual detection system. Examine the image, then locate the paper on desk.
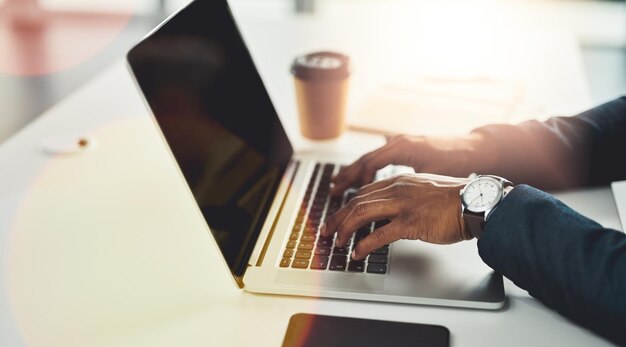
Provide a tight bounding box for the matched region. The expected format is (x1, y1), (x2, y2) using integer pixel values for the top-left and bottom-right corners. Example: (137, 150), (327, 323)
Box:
(348, 77), (526, 136)
(611, 180), (626, 232)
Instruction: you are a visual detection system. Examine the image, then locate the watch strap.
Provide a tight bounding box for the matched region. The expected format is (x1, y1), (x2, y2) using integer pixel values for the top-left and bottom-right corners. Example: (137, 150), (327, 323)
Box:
(463, 211), (486, 239)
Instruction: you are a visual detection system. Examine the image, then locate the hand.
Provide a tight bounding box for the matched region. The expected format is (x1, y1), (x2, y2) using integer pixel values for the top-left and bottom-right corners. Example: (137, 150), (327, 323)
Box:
(330, 133), (496, 196)
(321, 173), (473, 260)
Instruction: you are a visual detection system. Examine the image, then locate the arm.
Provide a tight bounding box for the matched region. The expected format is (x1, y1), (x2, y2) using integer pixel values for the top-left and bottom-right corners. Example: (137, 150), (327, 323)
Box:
(325, 98), (626, 344)
(480, 185), (626, 345)
(473, 96), (626, 190)
(323, 174), (626, 344)
(331, 96), (626, 194)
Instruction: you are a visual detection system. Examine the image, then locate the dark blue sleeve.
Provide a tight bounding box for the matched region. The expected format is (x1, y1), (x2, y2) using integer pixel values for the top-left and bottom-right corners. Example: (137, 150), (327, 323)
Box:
(479, 185), (626, 345)
(472, 96), (626, 190)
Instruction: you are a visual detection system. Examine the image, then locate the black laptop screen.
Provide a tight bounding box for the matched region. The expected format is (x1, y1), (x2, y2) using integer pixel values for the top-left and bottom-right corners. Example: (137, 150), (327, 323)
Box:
(127, 0), (293, 277)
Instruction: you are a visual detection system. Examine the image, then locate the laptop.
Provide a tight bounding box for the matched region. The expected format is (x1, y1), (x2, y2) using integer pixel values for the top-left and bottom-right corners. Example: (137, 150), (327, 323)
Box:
(126, 0), (505, 309)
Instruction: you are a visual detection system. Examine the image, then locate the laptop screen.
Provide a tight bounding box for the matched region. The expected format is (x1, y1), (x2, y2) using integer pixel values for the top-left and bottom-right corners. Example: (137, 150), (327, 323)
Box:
(127, 0), (294, 278)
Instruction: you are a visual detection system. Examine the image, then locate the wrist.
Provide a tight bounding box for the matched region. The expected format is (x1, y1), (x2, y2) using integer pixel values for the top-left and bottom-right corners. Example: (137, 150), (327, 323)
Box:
(451, 180), (475, 241)
(458, 206), (474, 240)
(460, 175), (514, 240)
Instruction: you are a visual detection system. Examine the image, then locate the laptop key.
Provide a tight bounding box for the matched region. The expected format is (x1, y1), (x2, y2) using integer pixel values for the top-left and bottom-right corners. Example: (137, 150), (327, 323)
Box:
(310, 255), (329, 270)
(300, 234), (316, 242)
(368, 254), (388, 264)
(292, 259), (309, 269)
(348, 260), (365, 272)
(366, 263), (387, 274)
(286, 240), (297, 249)
(314, 247), (331, 256)
(329, 255), (347, 271)
(333, 247), (349, 256)
(317, 238), (332, 247)
(298, 242), (314, 250)
(283, 249), (294, 258)
(372, 247), (389, 255)
(316, 188), (329, 197)
(302, 223), (315, 234)
(280, 258), (291, 268)
(313, 200), (326, 209)
(309, 210), (322, 218)
(289, 232), (299, 240)
(310, 204), (324, 212)
(295, 250), (312, 259)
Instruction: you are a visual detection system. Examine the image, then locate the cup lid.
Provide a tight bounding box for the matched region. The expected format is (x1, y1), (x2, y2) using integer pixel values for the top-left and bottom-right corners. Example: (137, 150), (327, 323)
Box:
(290, 51), (350, 80)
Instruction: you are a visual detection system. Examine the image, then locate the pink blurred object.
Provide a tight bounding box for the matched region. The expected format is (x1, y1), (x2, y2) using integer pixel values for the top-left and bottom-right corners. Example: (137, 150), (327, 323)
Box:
(0, 0), (133, 76)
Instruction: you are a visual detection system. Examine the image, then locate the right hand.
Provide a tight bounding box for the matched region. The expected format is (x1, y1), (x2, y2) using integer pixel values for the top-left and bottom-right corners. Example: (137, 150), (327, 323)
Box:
(322, 173), (473, 260)
(330, 133), (496, 195)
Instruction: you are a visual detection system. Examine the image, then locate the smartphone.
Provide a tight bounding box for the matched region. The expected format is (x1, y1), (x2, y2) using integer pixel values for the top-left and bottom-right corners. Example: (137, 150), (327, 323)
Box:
(282, 313), (450, 347)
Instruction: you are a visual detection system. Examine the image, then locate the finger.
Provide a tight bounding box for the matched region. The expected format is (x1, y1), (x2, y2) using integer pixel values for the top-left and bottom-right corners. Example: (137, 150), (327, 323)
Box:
(331, 148), (389, 195)
(335, 199), (397, 247)
(331, 142), (400, 195)
(333, 146), (392, 186)
(321, 186), (397, 238)
(330, 163), (359, 196)
(385, 134), (402, 143)
(352, 224), (400, 260)
(357, 143), (404, 187)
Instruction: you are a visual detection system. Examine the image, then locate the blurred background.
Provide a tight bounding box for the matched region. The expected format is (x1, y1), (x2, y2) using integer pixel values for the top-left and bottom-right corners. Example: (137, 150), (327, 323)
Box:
(0, 0), (624, 142)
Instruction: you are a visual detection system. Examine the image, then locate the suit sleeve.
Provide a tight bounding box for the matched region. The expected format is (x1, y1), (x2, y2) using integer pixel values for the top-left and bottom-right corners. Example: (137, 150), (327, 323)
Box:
(479, 185), (626, 345)
(472, 96), (626, 190)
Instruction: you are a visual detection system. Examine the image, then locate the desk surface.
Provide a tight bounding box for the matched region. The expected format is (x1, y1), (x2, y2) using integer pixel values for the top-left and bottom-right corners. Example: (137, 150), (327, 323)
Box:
(0, 3), (621, 346)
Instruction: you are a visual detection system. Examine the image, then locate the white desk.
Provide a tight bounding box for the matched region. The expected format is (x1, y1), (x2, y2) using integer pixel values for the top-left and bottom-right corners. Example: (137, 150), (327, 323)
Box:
(0, 2), (621, 346)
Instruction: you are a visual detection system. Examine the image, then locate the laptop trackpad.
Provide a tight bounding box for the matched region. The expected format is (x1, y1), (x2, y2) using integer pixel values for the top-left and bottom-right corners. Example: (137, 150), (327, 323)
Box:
(275, 271), (385, 292)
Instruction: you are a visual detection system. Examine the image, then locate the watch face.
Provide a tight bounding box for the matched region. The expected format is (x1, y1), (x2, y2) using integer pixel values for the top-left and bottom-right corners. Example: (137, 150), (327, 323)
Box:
(462, 177), (503, 213)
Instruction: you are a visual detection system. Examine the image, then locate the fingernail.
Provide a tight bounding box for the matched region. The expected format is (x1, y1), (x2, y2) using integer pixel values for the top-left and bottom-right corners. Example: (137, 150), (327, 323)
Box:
(320, 224), (326, 235)
(351, 250), (356, 259)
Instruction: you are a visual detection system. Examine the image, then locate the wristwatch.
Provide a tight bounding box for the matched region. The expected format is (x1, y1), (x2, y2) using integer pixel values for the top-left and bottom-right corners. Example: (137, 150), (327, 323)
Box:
(460, 175), (514, 239)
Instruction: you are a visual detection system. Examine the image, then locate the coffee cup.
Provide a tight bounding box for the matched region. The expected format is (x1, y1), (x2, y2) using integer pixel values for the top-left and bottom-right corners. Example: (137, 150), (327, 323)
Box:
(291, 51), (350, 140)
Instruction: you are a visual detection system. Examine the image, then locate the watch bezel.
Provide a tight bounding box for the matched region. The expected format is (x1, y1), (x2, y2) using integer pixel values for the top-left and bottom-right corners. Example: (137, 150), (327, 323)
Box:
(460, 176), (504, 213)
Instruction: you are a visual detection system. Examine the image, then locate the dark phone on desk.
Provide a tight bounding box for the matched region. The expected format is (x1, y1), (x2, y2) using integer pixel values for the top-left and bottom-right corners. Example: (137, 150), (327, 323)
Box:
(282, 314), (450, 347)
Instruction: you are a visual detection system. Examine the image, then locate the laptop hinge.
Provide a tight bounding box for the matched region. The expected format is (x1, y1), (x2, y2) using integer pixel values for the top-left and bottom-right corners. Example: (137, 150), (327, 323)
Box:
(234, 275), (244, 289)
(251, 160), (300, 267)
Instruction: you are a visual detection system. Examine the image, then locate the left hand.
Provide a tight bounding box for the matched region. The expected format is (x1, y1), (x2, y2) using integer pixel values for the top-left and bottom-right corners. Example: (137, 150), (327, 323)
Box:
(320, 173), (473, 260)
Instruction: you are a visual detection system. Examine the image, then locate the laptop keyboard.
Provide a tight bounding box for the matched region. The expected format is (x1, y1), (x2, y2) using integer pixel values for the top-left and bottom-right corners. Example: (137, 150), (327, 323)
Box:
(279, 163), (389, 274)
